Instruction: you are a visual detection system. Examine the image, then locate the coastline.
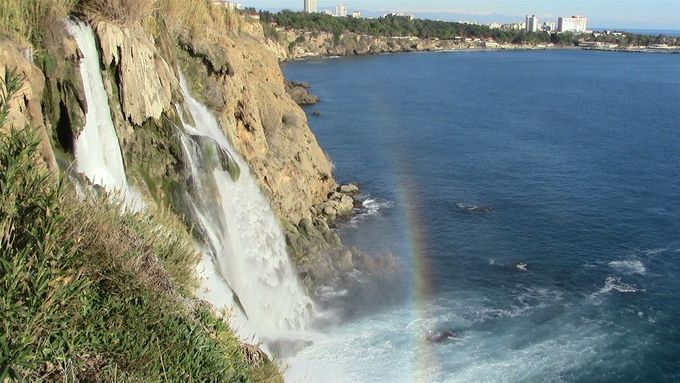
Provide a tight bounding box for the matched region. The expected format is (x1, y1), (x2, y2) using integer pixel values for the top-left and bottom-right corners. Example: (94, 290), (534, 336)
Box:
(283, 46), (585, 62)
(272, 28), (680, 62)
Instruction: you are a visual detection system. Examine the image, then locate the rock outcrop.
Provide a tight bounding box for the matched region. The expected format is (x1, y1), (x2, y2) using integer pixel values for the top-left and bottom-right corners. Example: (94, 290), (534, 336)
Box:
(0, 39), (57, 171)
(11, 12), (381, 290)
(285, 80), (319, 105)
(278, 30), (458, 60)
(95, 22), (176, 126)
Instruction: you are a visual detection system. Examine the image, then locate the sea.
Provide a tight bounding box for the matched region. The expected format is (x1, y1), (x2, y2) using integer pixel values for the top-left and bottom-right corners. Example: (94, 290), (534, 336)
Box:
(282, 50), (680, 382)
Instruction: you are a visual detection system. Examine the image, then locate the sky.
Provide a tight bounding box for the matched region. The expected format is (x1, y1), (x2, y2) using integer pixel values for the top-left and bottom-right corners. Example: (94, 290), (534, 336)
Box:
(245, 1), (680, 30)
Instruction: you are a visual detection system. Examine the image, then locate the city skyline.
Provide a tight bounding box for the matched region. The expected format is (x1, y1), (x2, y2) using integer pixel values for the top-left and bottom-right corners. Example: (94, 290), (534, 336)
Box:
(242, 1), (680, 30)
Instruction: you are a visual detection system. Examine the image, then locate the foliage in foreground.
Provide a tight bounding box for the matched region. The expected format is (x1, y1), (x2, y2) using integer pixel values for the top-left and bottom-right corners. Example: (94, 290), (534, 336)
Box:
(0, 70), (279, 382)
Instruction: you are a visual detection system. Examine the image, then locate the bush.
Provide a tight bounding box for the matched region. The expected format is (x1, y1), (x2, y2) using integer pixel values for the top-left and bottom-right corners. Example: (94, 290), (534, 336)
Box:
(0, 0), (77, 46)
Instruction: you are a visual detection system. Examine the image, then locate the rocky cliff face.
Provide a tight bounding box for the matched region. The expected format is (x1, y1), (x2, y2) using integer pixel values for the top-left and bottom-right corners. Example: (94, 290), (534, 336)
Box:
(0, 39), (56, 170)
(278, 30), (458, 60)
(0, 15), (366, 287)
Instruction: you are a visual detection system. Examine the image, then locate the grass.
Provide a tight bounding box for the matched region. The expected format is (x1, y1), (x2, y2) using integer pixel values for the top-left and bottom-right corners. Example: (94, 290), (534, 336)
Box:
(0, 70), (281, 382)
(0, 0), (77, 46)
(157, 0), (242, 40)
(77, 0), (158, 26)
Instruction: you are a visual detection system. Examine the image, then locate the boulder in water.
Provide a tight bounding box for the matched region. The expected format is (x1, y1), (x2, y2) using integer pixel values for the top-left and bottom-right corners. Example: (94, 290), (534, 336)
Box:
(456, 202), (492, 214)
(337, 183), (360, 196)
(425, 330), (458, 344)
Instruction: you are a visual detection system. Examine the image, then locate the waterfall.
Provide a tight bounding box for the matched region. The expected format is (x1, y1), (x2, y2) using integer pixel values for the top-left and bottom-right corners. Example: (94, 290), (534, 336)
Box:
(66, 16), (312, 341)
(176, 71), (313, 337)
(66, 19), (140, 209)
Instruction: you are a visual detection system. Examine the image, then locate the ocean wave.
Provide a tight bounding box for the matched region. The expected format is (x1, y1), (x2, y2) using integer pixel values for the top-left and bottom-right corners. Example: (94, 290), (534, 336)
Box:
(347, 195), (394, 227)
(608, 260), (646, 275)
(641, 247), (669, 256)
(598, 277), (642, 294)
(464, 287), (564, 323)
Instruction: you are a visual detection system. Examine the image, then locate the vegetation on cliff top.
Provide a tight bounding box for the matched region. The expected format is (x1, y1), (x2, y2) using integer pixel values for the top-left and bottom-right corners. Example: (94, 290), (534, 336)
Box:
(263, 10), (679, 47)
(0, 0), (242, 49)
(0, 66), (281, 381)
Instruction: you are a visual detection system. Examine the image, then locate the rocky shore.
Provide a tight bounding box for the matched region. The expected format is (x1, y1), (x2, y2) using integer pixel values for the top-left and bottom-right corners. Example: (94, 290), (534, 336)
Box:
(285, 80), (319, 105)
(271, 29), (566, 61)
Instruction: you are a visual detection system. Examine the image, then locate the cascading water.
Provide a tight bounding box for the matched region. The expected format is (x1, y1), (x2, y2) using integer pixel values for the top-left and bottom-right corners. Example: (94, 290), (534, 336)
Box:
(66, 19), (140, 209)
(67, 15), (311, 345)
(175, 71), (313, 338)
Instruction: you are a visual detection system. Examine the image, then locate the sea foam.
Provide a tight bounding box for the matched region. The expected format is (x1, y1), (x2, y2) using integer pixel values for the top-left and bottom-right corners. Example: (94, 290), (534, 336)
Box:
(608, 260), (646, 275)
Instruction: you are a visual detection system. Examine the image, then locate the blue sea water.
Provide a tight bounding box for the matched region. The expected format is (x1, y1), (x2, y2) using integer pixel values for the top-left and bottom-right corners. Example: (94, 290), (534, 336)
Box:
(283, 50), (680, 382)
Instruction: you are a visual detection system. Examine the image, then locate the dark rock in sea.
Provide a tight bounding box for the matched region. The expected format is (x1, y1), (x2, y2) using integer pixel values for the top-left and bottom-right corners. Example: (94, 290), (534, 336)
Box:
(456, 202), (492, 214)
(425, 330), (458, 344)
(312, 111), (321, 116)
(285, 79), (320, 105)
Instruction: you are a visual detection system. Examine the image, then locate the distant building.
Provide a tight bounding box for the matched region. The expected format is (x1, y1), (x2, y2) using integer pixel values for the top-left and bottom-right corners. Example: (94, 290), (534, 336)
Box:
(387, 12), (414, 21)
(323, 10), (333, 15)
(502, 22), (525, 31)
(304, 0), (317, 13)
(488, 23), (502, 29)
(558, 16), (588, 33)
(542, 21), (556, 31)
(525, 15), (539, 32)
(351, 10), (361, 18)
(335, 4), (347, 17)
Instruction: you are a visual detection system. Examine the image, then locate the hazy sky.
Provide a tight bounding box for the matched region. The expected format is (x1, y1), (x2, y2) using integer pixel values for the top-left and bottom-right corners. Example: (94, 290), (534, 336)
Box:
(246, 1), (680, 30)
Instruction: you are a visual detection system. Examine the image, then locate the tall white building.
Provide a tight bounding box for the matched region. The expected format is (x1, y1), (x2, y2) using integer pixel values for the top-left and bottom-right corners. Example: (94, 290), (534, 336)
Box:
(304, 0), (317, 13)
(525, 15), (539, 32)
(336, 4), (347, 17)
(558, 16), (588, 33)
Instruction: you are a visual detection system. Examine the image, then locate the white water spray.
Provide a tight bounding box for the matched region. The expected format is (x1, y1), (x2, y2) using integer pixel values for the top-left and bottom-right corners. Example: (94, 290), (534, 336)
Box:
(176, 71), (313, 337)
(66, 20), (140, 208)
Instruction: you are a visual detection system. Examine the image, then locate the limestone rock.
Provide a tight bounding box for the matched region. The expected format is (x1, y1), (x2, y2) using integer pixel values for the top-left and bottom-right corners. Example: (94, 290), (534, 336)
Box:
(179, 27), (336, 227)
(280, 30), (458, 60)
(334, 249), (354, 273)
(95, 22), (175, 126)
(336, 195), (354, 216)
(0, 39), (57, 170)
(285, 80), (319, 105)
(338, 183), (360, 196)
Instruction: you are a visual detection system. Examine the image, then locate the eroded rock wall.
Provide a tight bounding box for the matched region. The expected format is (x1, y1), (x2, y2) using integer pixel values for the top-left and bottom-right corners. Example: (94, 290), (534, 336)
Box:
(278, 30), (458, 60)
(0, 39), (57, 170)
(10, 14), (363, 287)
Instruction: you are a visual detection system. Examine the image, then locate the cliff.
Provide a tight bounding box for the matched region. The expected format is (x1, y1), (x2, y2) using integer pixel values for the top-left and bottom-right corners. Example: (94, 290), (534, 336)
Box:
(280, 30), (455, 60)
(268, 28), (556, 60)
(1, 3), (375, 380)
(2, 4), (370, 285)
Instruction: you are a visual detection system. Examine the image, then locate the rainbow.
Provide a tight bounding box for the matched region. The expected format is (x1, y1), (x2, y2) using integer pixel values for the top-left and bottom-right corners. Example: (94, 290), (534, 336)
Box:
(370, 101), (439, 381)
(390, 155), (438, 382)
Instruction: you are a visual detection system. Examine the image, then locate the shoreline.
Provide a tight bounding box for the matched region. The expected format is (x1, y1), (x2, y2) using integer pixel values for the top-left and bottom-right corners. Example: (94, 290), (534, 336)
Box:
(281, 44), (679, 63)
